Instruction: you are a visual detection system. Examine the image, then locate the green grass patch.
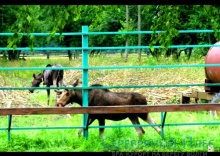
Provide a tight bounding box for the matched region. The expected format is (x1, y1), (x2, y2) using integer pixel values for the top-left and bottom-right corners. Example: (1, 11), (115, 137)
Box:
(0, 54), (219, 152)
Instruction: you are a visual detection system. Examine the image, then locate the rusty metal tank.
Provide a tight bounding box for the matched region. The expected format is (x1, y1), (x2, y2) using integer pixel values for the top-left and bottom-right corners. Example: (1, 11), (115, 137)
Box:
(205, 41), (220, 83)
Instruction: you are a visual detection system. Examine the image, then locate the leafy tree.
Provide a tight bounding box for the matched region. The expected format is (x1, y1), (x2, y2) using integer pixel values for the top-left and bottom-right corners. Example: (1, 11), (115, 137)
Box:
(2, 5), (220, 61)
(137, 5), (142, 62)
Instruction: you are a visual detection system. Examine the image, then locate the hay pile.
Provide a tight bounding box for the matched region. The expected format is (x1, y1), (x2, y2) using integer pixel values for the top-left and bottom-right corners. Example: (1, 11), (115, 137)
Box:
(0, 67), (205, 108)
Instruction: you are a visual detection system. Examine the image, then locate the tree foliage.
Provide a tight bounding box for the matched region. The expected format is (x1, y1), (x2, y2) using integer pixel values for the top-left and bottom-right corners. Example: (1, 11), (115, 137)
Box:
(1, 5), (220, 60)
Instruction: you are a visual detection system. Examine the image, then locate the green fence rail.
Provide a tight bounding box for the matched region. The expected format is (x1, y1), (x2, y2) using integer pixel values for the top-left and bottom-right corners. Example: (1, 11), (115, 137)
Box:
(1, 29), (220, 51)
(1, 26), (220, 141)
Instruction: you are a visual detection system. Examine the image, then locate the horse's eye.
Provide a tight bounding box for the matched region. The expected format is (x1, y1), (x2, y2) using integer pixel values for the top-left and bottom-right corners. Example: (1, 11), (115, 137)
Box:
(66, 93), (69, 96)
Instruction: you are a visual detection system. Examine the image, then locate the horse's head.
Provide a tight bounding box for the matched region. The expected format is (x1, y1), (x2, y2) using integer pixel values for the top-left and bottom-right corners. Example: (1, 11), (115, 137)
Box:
(55, 79), (80, 107)
(29, 73), (44, 93)
(54, 89), (72, 107)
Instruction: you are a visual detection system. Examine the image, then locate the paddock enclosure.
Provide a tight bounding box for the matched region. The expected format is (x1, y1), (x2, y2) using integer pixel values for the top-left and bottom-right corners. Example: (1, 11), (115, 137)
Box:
(0, 26), (220, 142)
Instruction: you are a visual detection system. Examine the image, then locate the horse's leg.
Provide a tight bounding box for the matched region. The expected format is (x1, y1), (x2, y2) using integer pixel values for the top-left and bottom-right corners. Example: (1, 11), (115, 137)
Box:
(58, 77), (65, 87)
(52, 75), (59, 88)
(98, 119), (105, 138)
(135, 117), (146, 139)
(52, 79), (59, 105)
(138, 113), (161, 135)
(145, 114), (161, 135)
(61, 79), (66, 87)
(78, 116), (95, 137)
(128, 116), (145, 138)
(56, 79), (64, 100)
(46, 88), (50, 106)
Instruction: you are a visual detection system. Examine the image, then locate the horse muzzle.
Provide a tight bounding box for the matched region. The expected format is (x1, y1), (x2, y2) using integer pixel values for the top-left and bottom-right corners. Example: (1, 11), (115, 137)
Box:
(56, 102), (64, 107)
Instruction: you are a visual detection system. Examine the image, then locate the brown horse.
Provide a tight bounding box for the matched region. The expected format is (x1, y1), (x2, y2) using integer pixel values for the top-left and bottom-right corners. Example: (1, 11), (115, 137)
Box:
(29, 64), (65, 106)
(55, 79), (161, 138)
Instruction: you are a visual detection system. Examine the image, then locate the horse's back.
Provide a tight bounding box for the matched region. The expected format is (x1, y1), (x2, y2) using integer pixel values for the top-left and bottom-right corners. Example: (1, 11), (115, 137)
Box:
(43, 64), (64, 86)
(53, 64), (62, 68)
(52, 64), (64, 79)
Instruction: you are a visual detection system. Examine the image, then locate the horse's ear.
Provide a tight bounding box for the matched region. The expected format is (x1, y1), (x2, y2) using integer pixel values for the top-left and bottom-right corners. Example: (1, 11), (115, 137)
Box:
(46, 64), (52, 67)
(38, 73), (43, 78)
(33, 74), (36, 78)
(72, 79), (79, 87)
(54, 90), (62, 95)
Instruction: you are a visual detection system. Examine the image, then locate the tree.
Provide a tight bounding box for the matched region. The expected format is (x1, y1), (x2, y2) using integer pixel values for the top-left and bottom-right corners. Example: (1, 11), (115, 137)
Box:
(124, 5), (129, 62)
(3, 5), (220, 61)
(137, 5), (141, 62)
(149, 5), (180, 57)
(1, 5), (43, 60)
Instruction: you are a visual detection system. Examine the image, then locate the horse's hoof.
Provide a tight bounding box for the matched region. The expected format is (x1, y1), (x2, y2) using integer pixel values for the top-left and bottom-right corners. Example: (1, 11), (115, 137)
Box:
(66, 114), (71, 118)
(157, 129), (162, 135)
(138, 134), (144, 140)
(78, 130), (83, 137)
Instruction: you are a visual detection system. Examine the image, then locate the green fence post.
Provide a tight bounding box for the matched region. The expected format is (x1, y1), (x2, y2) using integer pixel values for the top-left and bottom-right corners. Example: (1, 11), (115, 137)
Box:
(8, 115), (12, 141)
(160, 112), (166, 139)
(162, 112), (167, 139)
(82, 25), (89, 138)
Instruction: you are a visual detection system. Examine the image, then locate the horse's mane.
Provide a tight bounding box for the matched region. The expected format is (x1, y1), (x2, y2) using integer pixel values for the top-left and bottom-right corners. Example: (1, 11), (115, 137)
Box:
(91, 84), (110, 92)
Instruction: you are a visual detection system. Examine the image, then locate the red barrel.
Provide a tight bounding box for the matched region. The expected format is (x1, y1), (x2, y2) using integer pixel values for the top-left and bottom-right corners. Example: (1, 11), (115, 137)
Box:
(205, 41), (220, 83)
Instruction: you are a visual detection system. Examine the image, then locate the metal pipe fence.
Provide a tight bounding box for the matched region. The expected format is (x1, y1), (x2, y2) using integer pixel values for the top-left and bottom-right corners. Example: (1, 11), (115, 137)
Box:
(0, 26), (220, 141)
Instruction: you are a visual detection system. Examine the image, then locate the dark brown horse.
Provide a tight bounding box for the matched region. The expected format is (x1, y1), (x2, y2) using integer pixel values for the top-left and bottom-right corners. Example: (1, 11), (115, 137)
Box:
(29, 64), (65, 106)
(55, 79), (161, 138)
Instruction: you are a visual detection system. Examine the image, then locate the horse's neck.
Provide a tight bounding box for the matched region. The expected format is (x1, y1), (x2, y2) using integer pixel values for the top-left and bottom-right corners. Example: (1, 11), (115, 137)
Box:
(72, 90), (84, 106)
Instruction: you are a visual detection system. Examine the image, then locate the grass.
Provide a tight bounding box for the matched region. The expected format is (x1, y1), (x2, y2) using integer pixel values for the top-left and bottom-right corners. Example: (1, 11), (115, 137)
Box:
(0, 112), (219, 152)
(0, 53), (220, 152)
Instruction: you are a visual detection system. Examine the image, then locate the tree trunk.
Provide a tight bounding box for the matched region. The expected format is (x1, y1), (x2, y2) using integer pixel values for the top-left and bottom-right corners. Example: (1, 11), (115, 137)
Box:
(124, 5), (129, 62)
(67, 50), (72, 61)
(8, 50), (21, 60)
(46, 52), (50, 59)
(3, 51), (7, 60)
(137, 5), (141, 62)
